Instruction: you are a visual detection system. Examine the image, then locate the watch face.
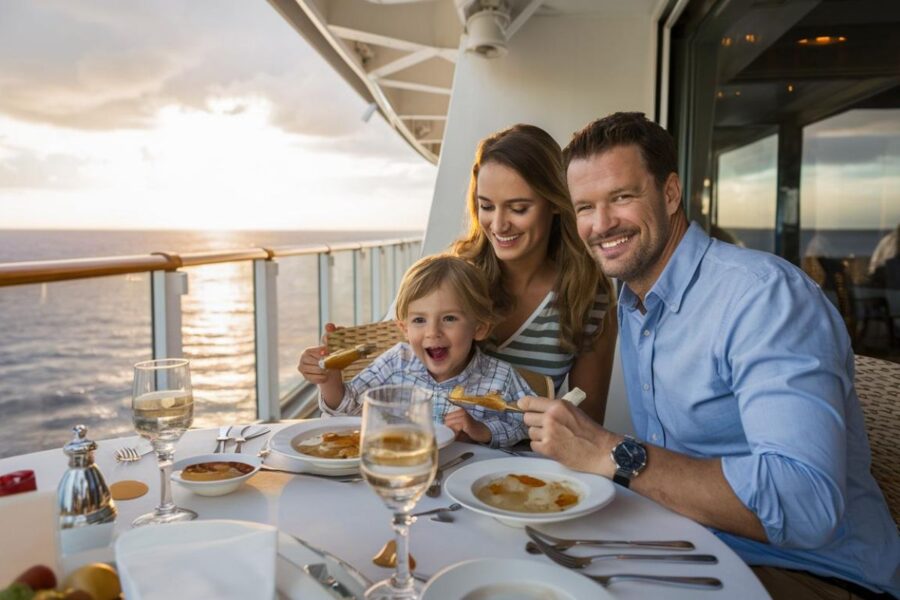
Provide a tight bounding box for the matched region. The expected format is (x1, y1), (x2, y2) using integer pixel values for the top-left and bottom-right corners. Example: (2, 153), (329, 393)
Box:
(612, 439), (647, 472)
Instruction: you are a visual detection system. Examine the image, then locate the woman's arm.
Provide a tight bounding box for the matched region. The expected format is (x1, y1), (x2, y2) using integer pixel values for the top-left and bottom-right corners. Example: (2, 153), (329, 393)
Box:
(567, 309), (617, 424)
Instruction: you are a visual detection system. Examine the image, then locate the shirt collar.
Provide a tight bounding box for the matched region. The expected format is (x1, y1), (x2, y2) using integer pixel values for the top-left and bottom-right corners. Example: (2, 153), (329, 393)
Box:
(620, 221), (711, 314)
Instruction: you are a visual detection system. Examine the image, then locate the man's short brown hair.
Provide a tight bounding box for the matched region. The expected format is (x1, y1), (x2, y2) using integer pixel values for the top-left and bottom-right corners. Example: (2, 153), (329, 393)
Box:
(563, 112), (678, 188)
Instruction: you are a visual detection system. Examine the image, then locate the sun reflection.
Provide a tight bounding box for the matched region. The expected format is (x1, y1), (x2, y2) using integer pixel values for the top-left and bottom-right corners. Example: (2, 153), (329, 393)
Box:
(181, 262), (257, 426)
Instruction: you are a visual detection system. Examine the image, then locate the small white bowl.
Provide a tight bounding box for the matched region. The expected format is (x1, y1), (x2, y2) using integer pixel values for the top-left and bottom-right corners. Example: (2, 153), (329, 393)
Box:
(171, 453), (261, 497)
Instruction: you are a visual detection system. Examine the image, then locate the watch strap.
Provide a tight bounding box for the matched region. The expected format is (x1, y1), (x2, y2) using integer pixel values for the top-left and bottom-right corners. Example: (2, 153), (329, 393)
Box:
(613, 468), (632, 488)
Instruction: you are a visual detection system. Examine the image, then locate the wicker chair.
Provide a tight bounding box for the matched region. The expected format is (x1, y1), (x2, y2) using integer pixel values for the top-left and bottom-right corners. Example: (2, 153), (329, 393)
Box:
(324, 320), (555, 398)
(854, 354), (900, 525)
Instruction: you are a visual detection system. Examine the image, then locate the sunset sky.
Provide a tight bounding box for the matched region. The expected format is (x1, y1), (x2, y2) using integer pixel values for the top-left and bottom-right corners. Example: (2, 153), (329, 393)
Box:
(0, 1), (436, 230)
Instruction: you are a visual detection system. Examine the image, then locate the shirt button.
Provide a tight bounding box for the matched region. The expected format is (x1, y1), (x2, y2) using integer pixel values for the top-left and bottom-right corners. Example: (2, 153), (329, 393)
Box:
(643, 329), (650, 337)
(651, 433), (659, 441)
(642, 383), (650, 391)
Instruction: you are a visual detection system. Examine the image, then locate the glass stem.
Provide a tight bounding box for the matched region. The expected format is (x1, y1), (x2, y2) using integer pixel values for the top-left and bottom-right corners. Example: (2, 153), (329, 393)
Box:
(156, 448), (176, 515)
(390, 512), (414, 590)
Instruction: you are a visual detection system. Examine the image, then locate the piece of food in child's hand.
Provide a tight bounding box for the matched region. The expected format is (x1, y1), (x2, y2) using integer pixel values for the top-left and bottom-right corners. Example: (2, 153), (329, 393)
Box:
(561, 387), (586, 407)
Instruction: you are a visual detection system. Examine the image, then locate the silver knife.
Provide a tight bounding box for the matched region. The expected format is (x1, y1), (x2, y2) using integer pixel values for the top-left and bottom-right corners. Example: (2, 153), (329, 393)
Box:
(304, 562), (355, 599)
(214, 425), (232, 453)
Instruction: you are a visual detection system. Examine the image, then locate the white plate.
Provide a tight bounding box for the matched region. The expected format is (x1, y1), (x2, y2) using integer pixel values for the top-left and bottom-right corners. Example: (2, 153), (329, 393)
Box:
(277, 531), (370, 599)
(444, 457), (615, 527)
(269, 419), (456, 472)
(270, 417), (364, 471)
(421, 558), (609, 600)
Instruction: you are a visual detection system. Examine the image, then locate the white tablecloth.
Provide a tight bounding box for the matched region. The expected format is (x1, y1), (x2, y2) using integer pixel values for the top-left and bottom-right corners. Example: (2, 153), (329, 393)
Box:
(0, 423), (770, 599)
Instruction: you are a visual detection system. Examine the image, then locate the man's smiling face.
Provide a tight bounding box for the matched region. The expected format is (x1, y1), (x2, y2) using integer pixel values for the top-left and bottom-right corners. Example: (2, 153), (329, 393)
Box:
(568, 144), (676, 288)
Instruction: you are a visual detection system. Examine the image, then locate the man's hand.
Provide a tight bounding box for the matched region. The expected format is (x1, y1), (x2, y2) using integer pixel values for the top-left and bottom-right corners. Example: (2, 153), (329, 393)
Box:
(519, 396), (620, 476)
(444, 408), (492, 444)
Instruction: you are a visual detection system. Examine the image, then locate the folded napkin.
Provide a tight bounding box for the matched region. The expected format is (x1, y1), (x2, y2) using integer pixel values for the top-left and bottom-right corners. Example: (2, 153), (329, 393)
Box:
(115, 519), (277, 600)
(0, 490), (60, 584)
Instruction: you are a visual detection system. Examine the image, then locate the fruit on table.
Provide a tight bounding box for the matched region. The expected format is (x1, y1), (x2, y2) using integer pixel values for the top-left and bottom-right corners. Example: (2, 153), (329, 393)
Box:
(61, 564), (121, 600)
(1, 564), (99, 600)
(14, 566), (56, 593)
(33, 591), (93, 600)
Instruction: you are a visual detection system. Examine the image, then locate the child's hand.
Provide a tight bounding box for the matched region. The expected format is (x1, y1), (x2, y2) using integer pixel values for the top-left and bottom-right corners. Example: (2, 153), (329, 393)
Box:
(444, 408), (492, 444)
(297, 345), (341, 385)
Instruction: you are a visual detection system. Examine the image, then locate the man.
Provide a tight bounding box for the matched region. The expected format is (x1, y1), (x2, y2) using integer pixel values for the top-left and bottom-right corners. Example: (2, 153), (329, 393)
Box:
(520, 112), (899, 599)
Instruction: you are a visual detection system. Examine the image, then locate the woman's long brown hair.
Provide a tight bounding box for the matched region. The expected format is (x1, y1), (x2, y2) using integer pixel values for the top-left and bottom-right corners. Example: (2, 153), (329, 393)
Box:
(451, 124), (611, 352)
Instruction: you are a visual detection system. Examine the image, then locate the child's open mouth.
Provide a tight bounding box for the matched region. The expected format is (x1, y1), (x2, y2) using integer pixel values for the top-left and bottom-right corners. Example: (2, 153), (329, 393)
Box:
(425, 346), (449, 361)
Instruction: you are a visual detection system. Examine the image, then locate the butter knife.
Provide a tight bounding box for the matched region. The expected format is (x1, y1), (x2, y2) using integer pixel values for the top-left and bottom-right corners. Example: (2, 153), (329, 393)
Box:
(304, 563), (355, 599)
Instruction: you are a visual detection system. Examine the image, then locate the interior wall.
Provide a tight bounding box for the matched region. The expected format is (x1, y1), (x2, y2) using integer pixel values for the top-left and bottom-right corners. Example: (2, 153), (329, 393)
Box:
(421, 12), (659, 256)
(421, 12), (654, 434)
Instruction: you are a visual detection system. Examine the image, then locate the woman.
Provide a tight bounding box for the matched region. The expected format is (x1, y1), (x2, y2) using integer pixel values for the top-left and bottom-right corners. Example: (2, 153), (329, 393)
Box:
(452, 124), (617, 423)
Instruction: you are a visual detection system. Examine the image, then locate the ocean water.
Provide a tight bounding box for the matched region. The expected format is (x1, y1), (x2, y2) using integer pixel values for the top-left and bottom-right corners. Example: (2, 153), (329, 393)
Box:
(0, 230), (419, 458)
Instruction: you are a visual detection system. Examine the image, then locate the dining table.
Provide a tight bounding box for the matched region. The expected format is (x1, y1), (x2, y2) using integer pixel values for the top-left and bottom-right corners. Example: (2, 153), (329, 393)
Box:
(0, 421), (771, 599)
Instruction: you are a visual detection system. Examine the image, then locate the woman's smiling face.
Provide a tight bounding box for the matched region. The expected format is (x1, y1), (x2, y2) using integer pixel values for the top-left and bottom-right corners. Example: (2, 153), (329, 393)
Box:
(476, 162), (555, 264)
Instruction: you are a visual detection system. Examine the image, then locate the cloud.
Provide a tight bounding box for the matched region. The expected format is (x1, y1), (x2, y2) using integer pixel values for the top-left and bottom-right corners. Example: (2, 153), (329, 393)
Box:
(0, 144), (92, 189)
(0, 0), (395, 149)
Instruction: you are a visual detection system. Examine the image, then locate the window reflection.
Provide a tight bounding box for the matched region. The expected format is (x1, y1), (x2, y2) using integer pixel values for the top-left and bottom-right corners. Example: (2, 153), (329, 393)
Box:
(800, 109), (900, 357)
(715, 134), (778, 252)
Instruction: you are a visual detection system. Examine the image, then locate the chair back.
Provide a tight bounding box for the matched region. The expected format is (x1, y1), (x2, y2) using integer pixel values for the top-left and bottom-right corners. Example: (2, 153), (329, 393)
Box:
(324, 321), (554, 397)
(854, 354), (900, 525)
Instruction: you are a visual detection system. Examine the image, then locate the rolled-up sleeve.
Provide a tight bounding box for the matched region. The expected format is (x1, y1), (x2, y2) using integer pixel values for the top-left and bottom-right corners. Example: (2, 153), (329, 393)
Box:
(719, 269), (852, 548)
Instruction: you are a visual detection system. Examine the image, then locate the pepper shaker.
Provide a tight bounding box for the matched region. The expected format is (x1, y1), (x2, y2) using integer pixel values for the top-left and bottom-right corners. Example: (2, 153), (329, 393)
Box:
(58, 424), (117, 529)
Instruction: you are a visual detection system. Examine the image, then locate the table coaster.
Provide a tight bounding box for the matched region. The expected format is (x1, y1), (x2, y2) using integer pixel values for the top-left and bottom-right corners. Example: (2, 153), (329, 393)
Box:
(110, 480), (149, 501)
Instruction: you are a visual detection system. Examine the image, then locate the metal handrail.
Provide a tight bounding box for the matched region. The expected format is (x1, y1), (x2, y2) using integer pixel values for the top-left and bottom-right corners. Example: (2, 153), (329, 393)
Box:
(0, 236), (422, 287)
(0, 234), (422, 423)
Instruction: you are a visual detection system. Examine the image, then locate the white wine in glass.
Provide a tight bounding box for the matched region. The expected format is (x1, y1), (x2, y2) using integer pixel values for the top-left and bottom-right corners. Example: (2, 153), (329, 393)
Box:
(131, 358), (197, 527)
(361, 385), (436, 600)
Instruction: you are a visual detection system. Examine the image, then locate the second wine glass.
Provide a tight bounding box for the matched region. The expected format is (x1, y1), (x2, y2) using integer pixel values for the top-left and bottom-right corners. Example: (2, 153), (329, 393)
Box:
(360, 385), (437, 600)
(131, 358), (197, 527)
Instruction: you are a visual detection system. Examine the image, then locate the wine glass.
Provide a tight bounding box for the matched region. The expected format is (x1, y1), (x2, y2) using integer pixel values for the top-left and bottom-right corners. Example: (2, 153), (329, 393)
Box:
(360, 385), (437, 599)
(131, 358), (197, 527)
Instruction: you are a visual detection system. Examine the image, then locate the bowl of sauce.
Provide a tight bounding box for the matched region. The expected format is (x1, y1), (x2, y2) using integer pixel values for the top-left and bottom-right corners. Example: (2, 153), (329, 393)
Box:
(171, 453), (261, 496)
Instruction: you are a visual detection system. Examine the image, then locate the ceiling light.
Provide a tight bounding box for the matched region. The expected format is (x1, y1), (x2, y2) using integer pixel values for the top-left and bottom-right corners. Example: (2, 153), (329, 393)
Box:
(721, 37), (733, 47)
(797, 35), (847, 46)
(465, 1), (511, 58)
(744, 34), (758, 43)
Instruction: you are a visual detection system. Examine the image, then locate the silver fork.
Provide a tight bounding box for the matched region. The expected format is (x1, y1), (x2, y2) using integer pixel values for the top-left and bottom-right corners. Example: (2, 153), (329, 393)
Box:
(524, 527), (718, 569)
(524, 525), (695, 551)
(425, 451), (474, 498)
(587, 573), (723, 590)
(114, 446), (153, 463)
(234, 426), (271, 453)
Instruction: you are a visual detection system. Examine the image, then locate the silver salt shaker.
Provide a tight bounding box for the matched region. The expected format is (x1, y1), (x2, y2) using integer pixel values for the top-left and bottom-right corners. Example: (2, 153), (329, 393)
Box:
(58, 424), (117, 529)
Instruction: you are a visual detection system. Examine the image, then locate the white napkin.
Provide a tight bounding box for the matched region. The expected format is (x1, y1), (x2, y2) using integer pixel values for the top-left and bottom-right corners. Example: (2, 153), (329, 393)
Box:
(115, 519), (277, 600)
(0, 491), (60, 584)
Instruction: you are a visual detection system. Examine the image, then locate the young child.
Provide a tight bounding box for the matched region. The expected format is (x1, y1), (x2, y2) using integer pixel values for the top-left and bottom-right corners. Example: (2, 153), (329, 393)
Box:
(298, 254), (531, 448)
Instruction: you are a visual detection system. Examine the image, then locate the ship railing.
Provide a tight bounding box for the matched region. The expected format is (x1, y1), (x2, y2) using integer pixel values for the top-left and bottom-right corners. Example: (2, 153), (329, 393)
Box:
(0, 237), (422, 421)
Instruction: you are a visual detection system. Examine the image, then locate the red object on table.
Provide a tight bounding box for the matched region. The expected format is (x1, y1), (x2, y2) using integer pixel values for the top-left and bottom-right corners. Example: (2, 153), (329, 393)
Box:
(0, 470), (37, 496)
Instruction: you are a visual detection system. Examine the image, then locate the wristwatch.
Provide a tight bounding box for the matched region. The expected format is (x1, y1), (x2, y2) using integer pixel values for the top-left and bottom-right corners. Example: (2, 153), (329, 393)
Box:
(610, 435), (647, 488)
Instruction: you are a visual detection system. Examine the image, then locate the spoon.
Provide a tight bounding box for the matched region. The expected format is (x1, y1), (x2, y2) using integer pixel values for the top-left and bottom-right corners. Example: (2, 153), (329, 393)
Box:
(411, 503), (461, 520)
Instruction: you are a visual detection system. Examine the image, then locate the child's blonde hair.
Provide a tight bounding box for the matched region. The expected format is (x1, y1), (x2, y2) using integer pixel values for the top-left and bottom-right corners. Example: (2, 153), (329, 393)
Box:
(395, 254), (496, 330)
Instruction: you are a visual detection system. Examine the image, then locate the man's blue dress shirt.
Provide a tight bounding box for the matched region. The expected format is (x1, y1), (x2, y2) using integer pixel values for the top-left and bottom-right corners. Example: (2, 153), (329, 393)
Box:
(618, 222), (899, 595)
